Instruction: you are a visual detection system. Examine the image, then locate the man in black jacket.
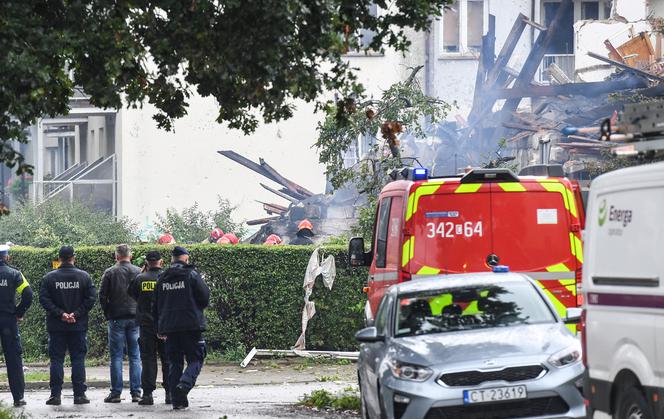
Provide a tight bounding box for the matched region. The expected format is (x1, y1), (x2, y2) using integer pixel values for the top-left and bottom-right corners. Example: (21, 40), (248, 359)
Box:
(99, 244), (142, 403)
(39, 246), (96, 406)
(0, 244), (33, 407)
(153, 246), (210, 410)
(128, 250), (170, 406)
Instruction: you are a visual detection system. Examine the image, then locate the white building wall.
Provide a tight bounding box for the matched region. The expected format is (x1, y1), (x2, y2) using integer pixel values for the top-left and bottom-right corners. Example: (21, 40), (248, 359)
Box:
(117, 1), (541, 229)
(429, 0), (534, 116)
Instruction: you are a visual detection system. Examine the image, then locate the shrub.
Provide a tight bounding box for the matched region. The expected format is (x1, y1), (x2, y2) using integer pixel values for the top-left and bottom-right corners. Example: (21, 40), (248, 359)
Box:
(0, 199), (138, 247)
(154, 197), (247, 243)
(9, 244), (367, 360)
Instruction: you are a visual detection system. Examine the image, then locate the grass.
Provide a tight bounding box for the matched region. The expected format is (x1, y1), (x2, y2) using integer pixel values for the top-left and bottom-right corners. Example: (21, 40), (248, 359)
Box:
(205, 343), (248, 364)
(299, 388), (360, 413)
(0, 371), (49, 382)
(0, 402), (28, 419)
(317, 374), (341, 382)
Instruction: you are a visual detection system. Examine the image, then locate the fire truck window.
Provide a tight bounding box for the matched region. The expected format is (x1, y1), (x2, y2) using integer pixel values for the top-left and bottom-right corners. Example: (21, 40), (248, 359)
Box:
(375, 197), (392, 268)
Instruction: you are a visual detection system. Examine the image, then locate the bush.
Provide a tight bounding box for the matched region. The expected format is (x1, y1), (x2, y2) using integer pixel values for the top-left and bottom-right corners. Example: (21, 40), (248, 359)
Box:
(9, 244), (367, 360)
(154, 197), (247, 243)
(0, 199), (138, 247)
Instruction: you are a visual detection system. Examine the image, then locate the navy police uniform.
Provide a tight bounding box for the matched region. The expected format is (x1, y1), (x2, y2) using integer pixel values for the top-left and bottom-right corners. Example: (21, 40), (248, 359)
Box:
(39, 246), (96, 404)
(0, 245), (33, 405)
(153, 246), (210, 409)
(128, 251), (170, 403)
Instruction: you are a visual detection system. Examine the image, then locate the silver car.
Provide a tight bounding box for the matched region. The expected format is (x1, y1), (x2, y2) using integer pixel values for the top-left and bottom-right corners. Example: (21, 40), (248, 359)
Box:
(356, 272), (585, 419)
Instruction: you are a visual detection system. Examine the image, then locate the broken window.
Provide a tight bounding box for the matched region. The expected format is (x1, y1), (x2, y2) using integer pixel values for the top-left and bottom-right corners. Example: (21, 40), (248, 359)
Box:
(467, 0), (484, 52)
(581, 1), (599, 20)
(442, 1), (460, 53)
(440, 0), (486, 56)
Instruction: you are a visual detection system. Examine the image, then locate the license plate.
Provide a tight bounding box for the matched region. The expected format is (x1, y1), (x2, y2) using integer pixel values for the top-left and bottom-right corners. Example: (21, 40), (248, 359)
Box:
(463, 385), (527, 404)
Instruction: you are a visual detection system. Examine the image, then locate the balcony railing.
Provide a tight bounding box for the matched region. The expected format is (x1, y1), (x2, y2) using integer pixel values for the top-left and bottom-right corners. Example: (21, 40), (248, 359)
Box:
(537, 54), (576, 84)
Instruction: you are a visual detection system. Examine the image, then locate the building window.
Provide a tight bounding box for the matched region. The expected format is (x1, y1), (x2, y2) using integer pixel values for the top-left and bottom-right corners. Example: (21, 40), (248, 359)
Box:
(440, 0), (487, 57)
(581, 1), (599, 20)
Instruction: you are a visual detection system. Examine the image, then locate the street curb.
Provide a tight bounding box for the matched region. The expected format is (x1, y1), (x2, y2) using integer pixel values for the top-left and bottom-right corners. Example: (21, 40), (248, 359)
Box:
(0, 378), (357, 392)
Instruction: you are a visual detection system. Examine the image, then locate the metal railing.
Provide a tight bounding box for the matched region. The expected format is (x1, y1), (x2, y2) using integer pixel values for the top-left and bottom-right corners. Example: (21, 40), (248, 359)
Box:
(537, 54), (575, 84)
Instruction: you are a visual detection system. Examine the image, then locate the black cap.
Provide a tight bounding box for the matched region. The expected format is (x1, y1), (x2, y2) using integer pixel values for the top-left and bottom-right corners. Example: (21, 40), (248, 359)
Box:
(145, 250), (162, 262)
(59, 246), (75, 259)
(172, 246), (189, 257)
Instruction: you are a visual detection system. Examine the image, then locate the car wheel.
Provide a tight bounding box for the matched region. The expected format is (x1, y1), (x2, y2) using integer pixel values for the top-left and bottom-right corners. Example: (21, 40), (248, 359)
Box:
(614, 387), (652, 419)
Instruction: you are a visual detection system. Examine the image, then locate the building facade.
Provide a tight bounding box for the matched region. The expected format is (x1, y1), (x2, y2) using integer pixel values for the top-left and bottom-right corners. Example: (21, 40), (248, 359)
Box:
(6, 0), (659, 232)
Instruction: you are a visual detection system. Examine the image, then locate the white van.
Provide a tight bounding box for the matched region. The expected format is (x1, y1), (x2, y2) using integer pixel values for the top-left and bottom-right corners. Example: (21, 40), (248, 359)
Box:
(582, 161), (664, 419)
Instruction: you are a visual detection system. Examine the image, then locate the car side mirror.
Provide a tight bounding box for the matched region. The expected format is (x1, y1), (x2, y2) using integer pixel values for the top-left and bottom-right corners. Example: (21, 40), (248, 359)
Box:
(564, 307), (583, 324)
(355, 326), (384, 343)
(349, 237), (371, 267)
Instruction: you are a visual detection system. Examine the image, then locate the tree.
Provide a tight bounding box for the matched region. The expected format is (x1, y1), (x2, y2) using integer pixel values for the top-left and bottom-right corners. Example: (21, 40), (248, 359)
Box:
(154, 197), (246, 243)
(0, 199), (138, 247)
(315, 67), (451, 240)
(0, 0), (451, 175)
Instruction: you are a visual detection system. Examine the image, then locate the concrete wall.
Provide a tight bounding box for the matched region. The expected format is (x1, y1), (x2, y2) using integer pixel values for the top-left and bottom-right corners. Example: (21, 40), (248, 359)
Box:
(574, 0), (651, 82)
(428, 0), (534, 116)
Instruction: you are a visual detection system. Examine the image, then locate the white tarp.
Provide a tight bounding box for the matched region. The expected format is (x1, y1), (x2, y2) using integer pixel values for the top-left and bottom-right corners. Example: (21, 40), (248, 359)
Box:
(292, 247), (336, 350)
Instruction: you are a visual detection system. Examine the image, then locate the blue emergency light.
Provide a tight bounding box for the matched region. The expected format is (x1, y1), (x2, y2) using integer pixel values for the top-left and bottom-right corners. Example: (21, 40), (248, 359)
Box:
(493, 265), (510, 273)
(412, 167), (429, 181)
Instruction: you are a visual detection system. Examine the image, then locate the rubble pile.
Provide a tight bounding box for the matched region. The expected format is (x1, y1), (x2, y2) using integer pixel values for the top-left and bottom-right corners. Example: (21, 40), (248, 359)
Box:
(218, 151), (362, 244)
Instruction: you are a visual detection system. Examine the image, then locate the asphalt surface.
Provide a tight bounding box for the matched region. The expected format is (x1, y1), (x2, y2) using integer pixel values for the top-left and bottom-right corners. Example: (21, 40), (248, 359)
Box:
(0, 382), (357, 418)
(0, 359), (360, 418)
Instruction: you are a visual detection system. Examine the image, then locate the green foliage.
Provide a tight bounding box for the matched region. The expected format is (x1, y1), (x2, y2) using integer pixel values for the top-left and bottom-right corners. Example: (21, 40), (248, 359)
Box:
(9, 245), (367, 360)
(0, 0), (452, 175)
(299, 388), (360, 412)
(352, 195), (377, 243)
(0, 402), (28, 419)
(316, 68), (451, 196)
(0, 199), (138, 247)
(154, 197), (247, 243)
(584, 150), (664, 177)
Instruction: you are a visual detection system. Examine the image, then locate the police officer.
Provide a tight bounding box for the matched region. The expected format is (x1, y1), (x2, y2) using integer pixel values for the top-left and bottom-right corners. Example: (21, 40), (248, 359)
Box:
(153, 246), (209, 410)
(0, 244), (33, 407)
(39, 246), (96, 406)
(128, 251), (170, 406)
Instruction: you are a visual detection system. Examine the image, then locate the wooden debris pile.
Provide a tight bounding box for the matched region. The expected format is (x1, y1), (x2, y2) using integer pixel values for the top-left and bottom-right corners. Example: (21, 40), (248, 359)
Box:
(464, 0), (664, 174)
(218, 150), (361, 244)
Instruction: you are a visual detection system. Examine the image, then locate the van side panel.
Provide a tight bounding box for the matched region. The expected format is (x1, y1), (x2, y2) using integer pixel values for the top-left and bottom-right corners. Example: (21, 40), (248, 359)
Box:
(584, 178), (664, 413)
(406, 183), (492, 274)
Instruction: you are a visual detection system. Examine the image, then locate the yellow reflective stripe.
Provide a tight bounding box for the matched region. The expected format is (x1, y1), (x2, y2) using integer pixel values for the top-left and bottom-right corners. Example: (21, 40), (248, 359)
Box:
(536, 279), (577, 334)
(401, 236), (415, 267)
(462, 300), (480, 315)
(407, 182), (445, 221)
(497, 182), (526, 192)
(405, 192), (416, 221)
(455, 184), (482, 194)
(429, 294), (452, 315)
(537, 180), (578, 218)
(570, 233), (583, 264)
(546, 263), (570, 272)
(417, 266), (441, 275)
(16, 274), (29, 294)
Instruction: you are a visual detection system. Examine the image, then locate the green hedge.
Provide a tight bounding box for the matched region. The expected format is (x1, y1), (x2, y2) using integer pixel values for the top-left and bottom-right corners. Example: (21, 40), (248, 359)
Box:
(8, 245), (368, 360)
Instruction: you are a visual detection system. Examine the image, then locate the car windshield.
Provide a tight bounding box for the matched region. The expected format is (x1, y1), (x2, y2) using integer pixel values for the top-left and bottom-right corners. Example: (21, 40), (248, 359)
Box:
(395, 281), (556, 337)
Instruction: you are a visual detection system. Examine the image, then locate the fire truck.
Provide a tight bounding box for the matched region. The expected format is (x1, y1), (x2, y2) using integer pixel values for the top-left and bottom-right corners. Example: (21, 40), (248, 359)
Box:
(348, 165), (586, 326)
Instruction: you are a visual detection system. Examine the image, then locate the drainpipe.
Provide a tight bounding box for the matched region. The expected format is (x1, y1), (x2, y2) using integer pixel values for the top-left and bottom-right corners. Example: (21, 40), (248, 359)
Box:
(425, 17), (436, 97)
(531, 0), (536, 47)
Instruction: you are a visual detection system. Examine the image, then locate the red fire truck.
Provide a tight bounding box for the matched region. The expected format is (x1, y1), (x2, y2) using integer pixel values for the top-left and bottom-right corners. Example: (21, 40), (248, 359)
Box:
(349, 166), (585, 325)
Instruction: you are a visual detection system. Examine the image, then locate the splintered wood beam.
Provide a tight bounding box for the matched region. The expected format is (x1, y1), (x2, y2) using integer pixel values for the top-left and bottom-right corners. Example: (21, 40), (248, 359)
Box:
(279, 187), (307, 201)
(587, 51), (664, 82)
(260, 183), (300, 203)
(489, 77), (648, 99)
(259, 158), (315, 197)
(218, 150), (280, 183)
(246, 216), (280, 226)
(256, 201), (288, 213)
(501, 0), (573, 114)
(471, 14), (496, 118)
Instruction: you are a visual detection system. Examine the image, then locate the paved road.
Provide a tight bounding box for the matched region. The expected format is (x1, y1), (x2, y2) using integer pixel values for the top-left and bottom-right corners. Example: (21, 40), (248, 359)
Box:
(1, 382), (357, 418)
